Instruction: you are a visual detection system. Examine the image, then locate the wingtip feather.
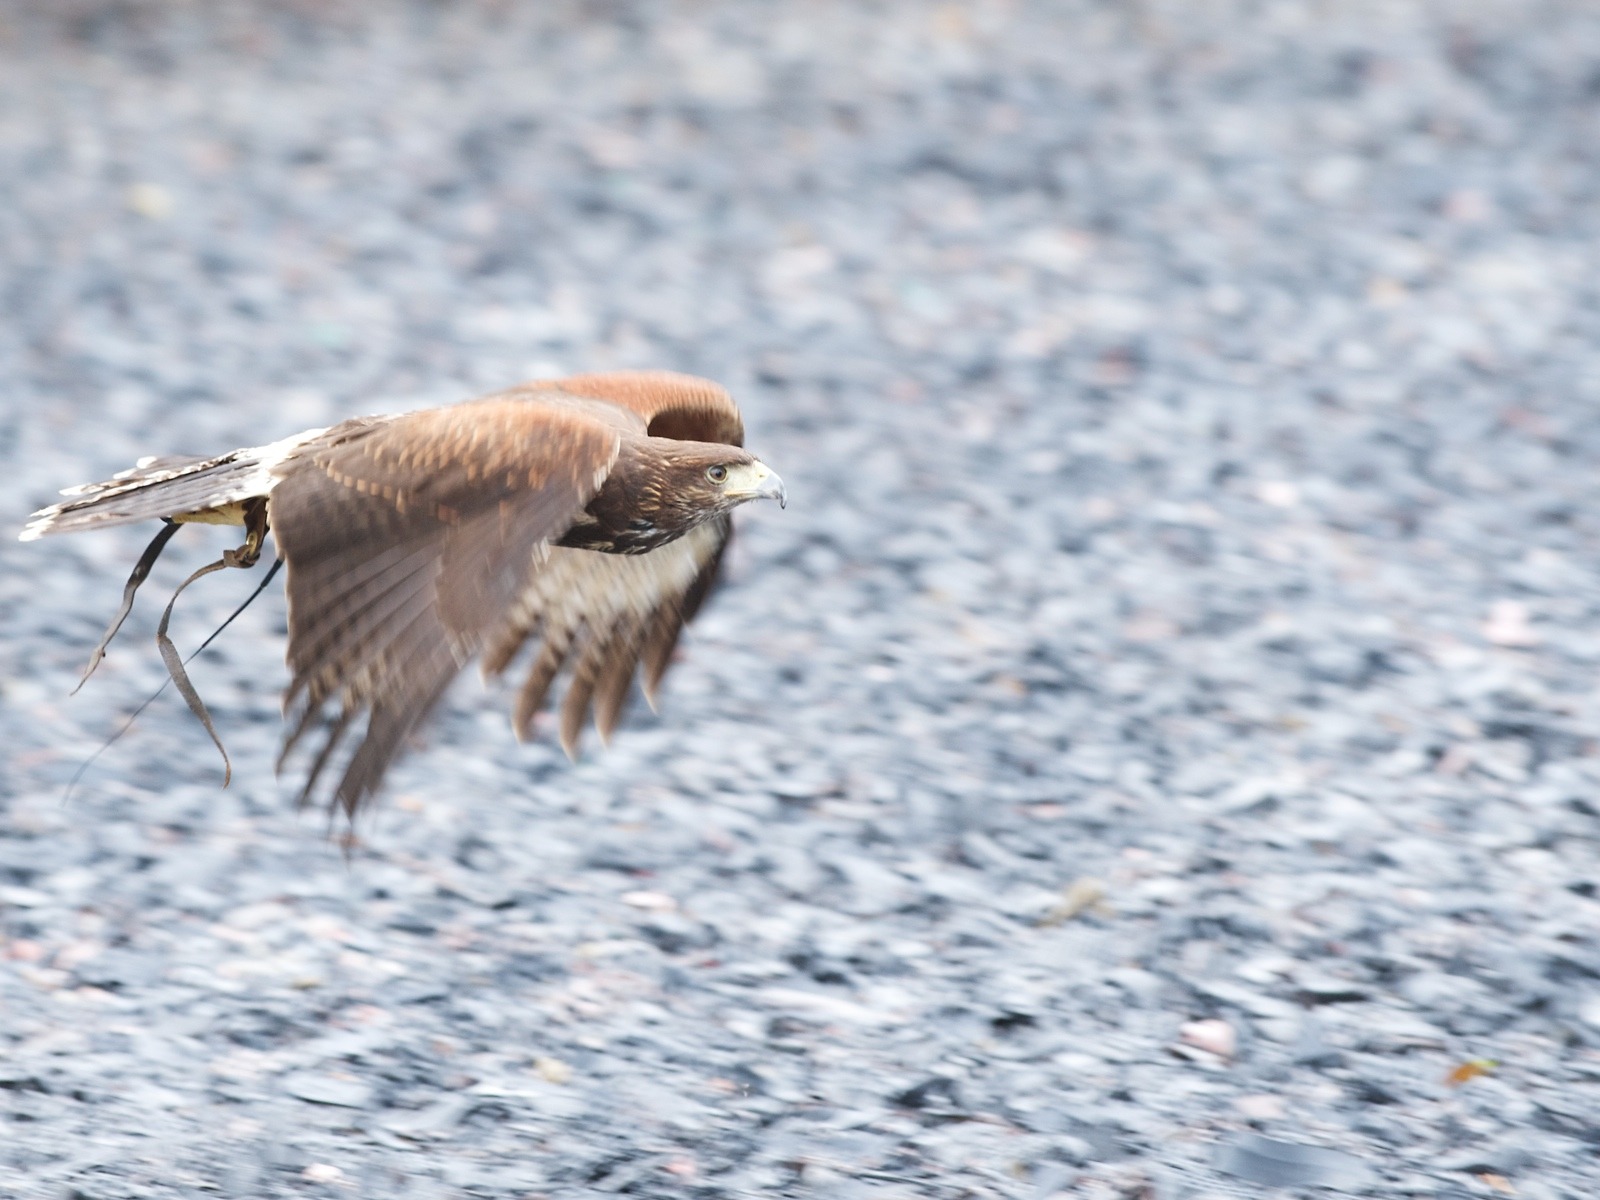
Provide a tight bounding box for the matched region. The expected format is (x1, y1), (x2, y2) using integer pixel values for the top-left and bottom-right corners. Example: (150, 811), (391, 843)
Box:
(559, 703), (585, 761)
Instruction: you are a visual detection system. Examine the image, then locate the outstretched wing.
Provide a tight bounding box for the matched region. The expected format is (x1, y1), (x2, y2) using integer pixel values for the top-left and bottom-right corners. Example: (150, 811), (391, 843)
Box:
(478, 371), (744, 756)
(269, 393), (633, 815)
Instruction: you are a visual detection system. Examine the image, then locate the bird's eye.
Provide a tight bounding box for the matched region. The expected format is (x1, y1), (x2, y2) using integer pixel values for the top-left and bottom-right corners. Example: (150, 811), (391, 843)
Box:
(706, 465), (729, 484)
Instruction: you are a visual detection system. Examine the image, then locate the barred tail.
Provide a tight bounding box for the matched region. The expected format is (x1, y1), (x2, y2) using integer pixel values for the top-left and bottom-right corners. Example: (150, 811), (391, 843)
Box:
(19, 427), (329, 542)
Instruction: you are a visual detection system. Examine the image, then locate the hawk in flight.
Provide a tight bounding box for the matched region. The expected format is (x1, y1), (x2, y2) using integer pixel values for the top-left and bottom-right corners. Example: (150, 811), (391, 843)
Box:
(21, 371), (785, 815)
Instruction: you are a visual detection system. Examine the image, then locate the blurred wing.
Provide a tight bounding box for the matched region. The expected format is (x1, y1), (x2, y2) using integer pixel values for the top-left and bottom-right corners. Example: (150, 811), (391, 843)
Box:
(522, 370), (745, 447)
(481, 515), (732, 758)
(269, 396), (629, 815)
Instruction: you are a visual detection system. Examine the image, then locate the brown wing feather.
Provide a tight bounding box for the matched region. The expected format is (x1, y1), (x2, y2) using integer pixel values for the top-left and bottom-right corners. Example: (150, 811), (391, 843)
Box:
(511, 634), (572, 741)
(639, 519), (730, 704)
(481, 517), (730, 756)
(591, 616), (647, 742)
(269, 396), (625, 814)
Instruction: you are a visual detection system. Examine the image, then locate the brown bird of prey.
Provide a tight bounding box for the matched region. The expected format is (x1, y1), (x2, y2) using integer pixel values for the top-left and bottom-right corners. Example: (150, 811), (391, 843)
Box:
(20, 371), (785, 815)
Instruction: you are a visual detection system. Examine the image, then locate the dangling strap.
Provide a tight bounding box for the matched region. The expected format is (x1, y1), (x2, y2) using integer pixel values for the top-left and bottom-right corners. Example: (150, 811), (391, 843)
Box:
(156, 557), (237, 786)
(66, 557), (282, 801)
(151, 499), (272, 787)
(73, 520), (182, 693)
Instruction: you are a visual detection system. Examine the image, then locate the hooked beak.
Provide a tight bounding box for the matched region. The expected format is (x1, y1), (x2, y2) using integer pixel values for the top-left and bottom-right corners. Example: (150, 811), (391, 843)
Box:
(726, 461), (787, 509)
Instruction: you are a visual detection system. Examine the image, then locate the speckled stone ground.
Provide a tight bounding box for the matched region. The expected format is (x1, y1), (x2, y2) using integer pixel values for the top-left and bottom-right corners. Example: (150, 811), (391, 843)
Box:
(4, 2), (1600, 1197)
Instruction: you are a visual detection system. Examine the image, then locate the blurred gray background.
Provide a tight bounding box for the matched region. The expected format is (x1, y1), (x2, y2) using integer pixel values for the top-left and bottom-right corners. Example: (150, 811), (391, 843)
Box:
(3, 2), (1600, 1197)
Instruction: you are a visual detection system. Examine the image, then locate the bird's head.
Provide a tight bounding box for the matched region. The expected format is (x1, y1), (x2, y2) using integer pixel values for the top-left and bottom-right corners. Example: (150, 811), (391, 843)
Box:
(655, 442), (786, 524)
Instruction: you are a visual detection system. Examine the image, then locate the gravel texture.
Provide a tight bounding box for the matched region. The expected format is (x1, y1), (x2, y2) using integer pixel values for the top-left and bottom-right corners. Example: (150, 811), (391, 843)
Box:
(3, 2), (1600, 1197)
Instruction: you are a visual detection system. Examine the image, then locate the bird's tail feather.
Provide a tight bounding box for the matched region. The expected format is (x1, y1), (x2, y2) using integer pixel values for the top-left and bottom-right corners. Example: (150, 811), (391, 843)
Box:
(20, 449), (280, 541)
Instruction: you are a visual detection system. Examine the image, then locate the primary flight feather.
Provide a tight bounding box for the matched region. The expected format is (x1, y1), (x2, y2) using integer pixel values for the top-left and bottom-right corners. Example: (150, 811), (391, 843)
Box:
(20, 371), (785, 815)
